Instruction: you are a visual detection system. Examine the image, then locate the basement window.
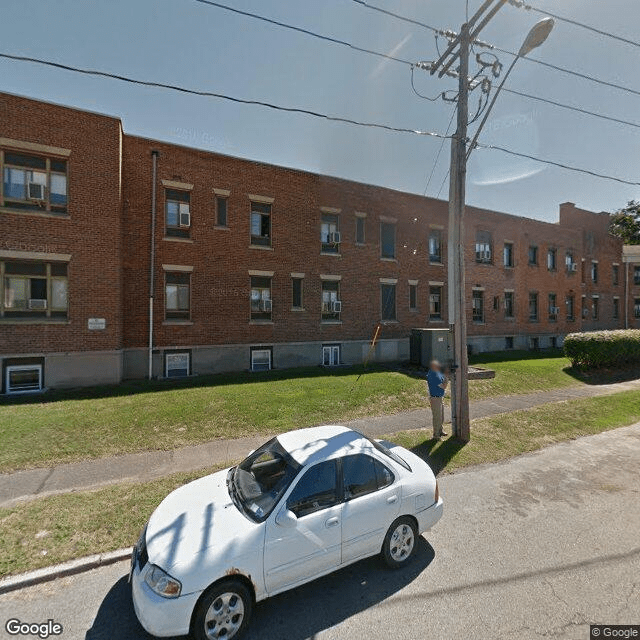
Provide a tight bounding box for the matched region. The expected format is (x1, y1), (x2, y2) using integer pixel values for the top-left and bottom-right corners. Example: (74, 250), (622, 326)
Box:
(251, 348), (272, 372)
(165, 352), (190, 378)
(5, 364), (43, 394)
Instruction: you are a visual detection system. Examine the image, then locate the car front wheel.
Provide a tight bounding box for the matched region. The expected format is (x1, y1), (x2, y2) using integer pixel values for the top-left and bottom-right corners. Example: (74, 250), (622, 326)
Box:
(192, 579), (252, 640)
(381, 516), (418, 569)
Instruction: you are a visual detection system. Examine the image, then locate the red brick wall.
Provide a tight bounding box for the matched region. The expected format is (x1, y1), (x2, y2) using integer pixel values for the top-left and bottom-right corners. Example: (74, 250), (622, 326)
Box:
(0, 93), (122, 355)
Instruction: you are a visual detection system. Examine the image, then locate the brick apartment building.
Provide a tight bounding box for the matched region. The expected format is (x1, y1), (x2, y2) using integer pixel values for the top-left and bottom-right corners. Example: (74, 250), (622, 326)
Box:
(0, 91), (633, 393)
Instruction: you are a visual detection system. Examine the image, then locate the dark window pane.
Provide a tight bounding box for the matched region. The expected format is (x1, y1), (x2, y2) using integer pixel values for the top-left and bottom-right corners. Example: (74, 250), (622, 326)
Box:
(165, 189), (190, 203)
(50, 159), (67, 173)
(381, 223), (395, 259)
(251, 202), (271, 215)
(381, 284), (396, 321)
(292, 278), (303, 308)
(216, 197), (227, 226)
(343, 454), (378, 499)
(5, 262), (47, 276)
(166, 272), (190, 285)
(356, 217), (365, 244)
(30, 278), (47, 300)
(287, 460), (338, 517)
(50, 263), (68, 277)
(374, 459), (394, 489)
(4, 153), (47, 169)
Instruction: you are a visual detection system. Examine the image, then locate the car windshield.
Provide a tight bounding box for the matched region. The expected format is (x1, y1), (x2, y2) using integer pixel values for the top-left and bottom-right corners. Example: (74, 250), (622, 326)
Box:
(232, 438), (300, 522)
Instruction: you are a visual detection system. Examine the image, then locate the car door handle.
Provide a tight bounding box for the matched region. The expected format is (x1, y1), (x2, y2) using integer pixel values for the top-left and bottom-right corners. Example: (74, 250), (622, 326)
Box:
(325, 516), (340, 528)
(387, 495), (398, 504)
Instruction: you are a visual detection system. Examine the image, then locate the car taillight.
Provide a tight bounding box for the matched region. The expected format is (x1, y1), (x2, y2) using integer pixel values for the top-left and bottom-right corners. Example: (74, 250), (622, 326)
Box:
(434, 480), (440, 503)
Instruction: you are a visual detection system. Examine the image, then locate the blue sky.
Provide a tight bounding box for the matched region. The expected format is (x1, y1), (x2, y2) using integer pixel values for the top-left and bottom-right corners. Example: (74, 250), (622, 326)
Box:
(2, 0), (639, 221)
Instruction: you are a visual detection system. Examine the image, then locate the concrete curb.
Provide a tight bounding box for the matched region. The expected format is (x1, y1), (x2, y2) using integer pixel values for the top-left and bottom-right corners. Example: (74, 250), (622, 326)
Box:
(0, 547), (132, 595)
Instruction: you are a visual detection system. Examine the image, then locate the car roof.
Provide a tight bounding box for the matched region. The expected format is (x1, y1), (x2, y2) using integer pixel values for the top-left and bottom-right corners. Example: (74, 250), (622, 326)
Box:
(276, 425), (371, 467)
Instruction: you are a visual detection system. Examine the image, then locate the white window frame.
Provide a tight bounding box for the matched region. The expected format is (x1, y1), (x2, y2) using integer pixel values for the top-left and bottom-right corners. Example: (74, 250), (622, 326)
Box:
(251, 348), (272, 372)
(6, 364), (43, 394)
(322, 345), (341, 367)
(165, 352), (190, 378)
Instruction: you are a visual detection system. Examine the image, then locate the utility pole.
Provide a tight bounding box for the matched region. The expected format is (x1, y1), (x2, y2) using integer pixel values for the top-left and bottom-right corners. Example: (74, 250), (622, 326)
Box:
(446, 23), (471, 441)
(423, 3), (553, 442)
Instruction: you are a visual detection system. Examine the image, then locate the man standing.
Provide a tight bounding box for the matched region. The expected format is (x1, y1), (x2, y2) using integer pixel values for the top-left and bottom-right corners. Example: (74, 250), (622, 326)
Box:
(426, 360), (448, 439)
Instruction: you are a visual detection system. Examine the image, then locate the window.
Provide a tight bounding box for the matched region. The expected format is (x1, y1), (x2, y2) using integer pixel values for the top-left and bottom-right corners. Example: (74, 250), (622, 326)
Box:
(355, 215), (366, 245)
(429, 230), (442, 263)
(342, 454), (394, 500)
(215, 195), (228, 227)
(165, 189), (191, 238)
(381, 283), (396, 321)
(321, 213), (340, 253)
(323, 344), (340, 366)
(165, 272), (190, 320)
(634, 267), (640, 286)
(409, 283), (418, 311)
(613, 297), (620, 320)
(505, 336), (514, 350)
(635, 298), (640, 319)
(613, 265), (619, 286)
(291, 277), (303, 310)
(321, 280), (341, 321)
(504, 291), (514, 318)
(530, 337), (540, 351)
(550, 336), (558, 349)
(503, 242), (514, 268)
(250, 348), (272, 372)
(250, 276), (272, 321)
(529, 292), (539, 321)
(5, 363), (43, 394)
(592, 296), (599, 320)
(2, 151), (68, 214)
(1, 260), (68, 320)
(250, 202), (271, 247)
(429, 286), (442, 321)
(165, 352), (190, 378)
(472, 290), (484, 323)
(582, 296), (588, 318)
(566, 295), (575, 321)
(566, 252), (576, 273)
(380, 222), (396, 259)
(548, 293), (558, 322)
(528, 245), (538, 266)
(475, 231), (492, 263)
(287, 460), (338, 518)
(547, 248), (557, 271)
(591, 261), (598, 283)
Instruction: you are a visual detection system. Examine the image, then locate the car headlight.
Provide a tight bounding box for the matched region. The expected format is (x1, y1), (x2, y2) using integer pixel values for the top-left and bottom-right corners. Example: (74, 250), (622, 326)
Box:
(144, 564), (182, 598)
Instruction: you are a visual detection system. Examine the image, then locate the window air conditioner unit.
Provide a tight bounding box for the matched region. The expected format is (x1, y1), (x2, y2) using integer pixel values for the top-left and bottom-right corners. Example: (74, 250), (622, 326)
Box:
(550, 307), (560, 315)
(569, 263), (578, 272)
(28, 182), (46, 200)
(332, 301), (342, 313)
(261, 299), (272, 312)
(330, 231), (341, 243)
(28, 298), (47, 310)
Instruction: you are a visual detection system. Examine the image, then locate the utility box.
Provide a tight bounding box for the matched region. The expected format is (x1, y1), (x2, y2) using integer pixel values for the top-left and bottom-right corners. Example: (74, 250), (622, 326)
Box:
(410, 328), (450, 367)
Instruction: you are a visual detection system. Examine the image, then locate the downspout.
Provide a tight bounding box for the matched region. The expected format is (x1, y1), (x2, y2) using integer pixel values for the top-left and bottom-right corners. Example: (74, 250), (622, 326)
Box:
(148, 150), (159, 380)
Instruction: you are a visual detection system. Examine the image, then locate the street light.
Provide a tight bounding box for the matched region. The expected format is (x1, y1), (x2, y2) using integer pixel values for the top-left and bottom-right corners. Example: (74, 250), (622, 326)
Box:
(467, 17), (555, 157)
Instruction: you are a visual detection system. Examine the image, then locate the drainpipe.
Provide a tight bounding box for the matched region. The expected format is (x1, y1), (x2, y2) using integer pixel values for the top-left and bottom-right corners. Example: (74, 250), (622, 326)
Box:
(148, 150), (159, 380)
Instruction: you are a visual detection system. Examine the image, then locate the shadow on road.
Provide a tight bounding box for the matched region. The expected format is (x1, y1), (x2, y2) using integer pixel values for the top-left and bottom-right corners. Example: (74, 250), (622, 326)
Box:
(85, 538), (435, 640)
(409, 437), (467, 476)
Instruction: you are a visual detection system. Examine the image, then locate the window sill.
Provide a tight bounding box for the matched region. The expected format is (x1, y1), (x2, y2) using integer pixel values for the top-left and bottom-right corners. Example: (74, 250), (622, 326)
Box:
(381, 319), (399, 324)
(249, 244), (274, 251)
(380, 257), (397, 262)
(321, 320), (343, 325)
(250, 320), (274, 325)
(409, 308), (419, 313)
(214, 225), (230, 231)
(355, 243), (366, 247)
(320, 251), (342, 257)
(290, 307), (305, 312)
(0, 318), (70, 325)
(163, 236), (193, 243)
(0, 206), (69, 220)
(162, 320), (193, 326)
(504, 317), (516, 322)
(429, 261), (444, 266)
(429, 319), (445, 323)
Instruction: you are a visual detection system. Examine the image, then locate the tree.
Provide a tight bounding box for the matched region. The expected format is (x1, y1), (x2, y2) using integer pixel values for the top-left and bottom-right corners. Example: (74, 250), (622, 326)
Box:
(610, 201), (640, 244)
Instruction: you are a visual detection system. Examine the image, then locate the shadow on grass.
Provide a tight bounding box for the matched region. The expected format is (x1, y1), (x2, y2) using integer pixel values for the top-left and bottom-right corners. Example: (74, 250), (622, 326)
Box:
(0, 363), (400, 407)
(408, 436), (467, 476)
(563, 365), (640, 386)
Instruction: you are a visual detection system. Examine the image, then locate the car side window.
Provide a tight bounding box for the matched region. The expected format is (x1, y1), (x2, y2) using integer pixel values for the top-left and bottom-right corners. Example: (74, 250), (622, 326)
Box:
(287, 460), (339, 518)
(343, 454), (394, 500)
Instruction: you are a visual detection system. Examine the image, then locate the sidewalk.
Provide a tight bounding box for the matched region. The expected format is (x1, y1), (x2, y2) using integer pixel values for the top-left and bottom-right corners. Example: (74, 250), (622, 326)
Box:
(2, 378), (639, 508)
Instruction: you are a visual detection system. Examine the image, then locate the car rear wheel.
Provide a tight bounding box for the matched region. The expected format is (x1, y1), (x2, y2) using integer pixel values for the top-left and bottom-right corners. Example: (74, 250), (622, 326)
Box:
(381, 516), (418, 569)
(192, 579), (252, 640)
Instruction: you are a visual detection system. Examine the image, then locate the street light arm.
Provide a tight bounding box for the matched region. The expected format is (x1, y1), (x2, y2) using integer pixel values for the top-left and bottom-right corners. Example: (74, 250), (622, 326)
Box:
(466, 54), (519, 160)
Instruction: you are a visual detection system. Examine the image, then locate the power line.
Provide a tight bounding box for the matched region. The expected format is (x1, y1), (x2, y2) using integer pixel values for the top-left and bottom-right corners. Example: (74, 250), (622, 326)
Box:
(348, 0), (640, 100)
(0, 52), (449, 139)
(507, 0), (640, 50)
(193, 0), (414, 66)
(423, 106), (456, 195)
(475, 143), (640, 186)
(1, 50), (638, 188)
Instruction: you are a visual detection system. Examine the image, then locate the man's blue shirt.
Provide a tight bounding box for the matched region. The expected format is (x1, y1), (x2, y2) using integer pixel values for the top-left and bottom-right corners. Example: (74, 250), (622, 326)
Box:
(427, 370), (446, 397)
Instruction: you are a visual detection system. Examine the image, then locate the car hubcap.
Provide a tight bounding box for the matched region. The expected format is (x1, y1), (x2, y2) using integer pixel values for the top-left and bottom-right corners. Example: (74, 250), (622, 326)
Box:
(204, 592), (245, 639)
(390, 524), (414, 562)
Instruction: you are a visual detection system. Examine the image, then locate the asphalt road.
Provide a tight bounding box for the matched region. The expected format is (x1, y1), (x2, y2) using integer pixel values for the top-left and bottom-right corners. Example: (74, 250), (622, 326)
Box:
(1, 423), (639, 640)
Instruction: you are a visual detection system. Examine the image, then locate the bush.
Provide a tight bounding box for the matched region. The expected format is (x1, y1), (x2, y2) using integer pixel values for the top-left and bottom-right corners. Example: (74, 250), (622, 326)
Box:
(564, 329), (640, 369)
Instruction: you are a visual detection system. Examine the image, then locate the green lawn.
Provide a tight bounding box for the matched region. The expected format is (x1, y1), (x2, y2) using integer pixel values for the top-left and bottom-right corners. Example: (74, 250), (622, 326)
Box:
(0, 353), (588, 472)
(2, 387), (639, 578)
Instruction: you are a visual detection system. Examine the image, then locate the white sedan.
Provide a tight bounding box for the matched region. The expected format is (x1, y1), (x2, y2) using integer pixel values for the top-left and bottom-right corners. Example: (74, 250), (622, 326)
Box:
(130, 425), (443, 639)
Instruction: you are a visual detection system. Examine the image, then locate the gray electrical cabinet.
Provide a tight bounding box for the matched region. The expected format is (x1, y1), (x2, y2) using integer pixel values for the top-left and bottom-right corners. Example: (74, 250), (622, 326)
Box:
(410, 328), (450, 367)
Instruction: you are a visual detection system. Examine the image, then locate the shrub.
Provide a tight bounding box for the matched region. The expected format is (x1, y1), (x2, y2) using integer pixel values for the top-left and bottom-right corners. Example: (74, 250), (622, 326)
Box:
(564, 329), (640, 369)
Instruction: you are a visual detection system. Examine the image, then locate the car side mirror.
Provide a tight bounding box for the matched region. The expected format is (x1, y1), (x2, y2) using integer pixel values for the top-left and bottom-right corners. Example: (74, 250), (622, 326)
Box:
(275, 508), (298, 528)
